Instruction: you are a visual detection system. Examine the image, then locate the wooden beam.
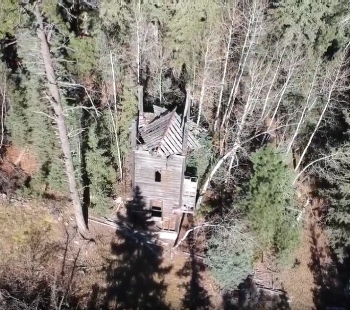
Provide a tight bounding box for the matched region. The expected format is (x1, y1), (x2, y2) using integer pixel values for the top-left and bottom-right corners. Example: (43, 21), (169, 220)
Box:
(138, 85), (144, 116)
(179, 156), (186, 210)
(182, 89), (190, 155)
(131, 120), (137, 149)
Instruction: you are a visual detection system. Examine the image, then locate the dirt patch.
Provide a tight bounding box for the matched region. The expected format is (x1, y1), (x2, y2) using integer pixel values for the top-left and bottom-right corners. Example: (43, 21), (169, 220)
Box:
(0, 198), (222, 309)
(279, 198), (332, 310)
(82, 214), (221, 309)
(4, 145), (39, 175)
(279, 228), (315, 309)
(162, 246), (221, 309)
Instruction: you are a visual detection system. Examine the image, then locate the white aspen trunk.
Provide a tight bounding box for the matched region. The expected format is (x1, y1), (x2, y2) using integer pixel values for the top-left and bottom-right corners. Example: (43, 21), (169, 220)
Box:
(218, 17), (256, 154)
(221, 46), (265, 156)
(293, 153), (336, 185)
(35, 6), (88, 235)
(213, 21), (233, 131)
(266, 64), (295, 131)
(286, 63), (320, 154)
(220, 25), (251, 130)
(220, 0), (263, 131)
(0, 73), (6, 151)
(196, 144), (239, 209)
(294, 61), (343, 172)
(159, 67), (162, 103)
(225, 79), (257, 175)
(197, 85), (253, 208)
(261, 47), (285, 119)
(136, 0), (141, 84)
(197, 37), (211, 126)
(109, 52), (123, 181)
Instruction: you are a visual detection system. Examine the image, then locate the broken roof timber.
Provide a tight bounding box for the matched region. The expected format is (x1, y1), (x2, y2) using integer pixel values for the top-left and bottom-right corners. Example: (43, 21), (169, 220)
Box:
(139, 107), (200, 156)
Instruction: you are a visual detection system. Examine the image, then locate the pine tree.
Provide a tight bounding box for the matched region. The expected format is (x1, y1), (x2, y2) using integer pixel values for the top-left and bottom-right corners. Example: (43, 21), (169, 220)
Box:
(244, 146), (300, 258)
(117, 81), (138, 161)
(318, 141), (350, 262)
(163, 1), (221, 79)
(10, 1), (89, 234)
(205, 224), (255, 289)
(85, 113), (117, 216)
(0, 0), (21, 37)
(269, 0), (349, 58)
(67, 36), (96, 77)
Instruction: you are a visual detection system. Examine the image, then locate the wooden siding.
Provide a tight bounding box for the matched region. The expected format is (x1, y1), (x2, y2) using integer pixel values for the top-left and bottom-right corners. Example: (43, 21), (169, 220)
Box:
(133, 150), (185, 217)
(182, 177), (198, 211)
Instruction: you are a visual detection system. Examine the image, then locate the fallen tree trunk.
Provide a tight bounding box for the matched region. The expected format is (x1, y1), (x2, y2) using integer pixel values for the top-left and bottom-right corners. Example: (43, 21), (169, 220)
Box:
(35, 5), (88, 235)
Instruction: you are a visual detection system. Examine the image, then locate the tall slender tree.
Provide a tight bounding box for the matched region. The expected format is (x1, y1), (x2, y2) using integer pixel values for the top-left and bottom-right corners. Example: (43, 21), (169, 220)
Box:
(33, 5), (88, 234)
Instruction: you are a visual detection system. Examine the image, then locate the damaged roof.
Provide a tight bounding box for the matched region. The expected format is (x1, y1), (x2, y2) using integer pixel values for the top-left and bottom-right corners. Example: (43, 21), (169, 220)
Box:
(139, 106), (200, 156)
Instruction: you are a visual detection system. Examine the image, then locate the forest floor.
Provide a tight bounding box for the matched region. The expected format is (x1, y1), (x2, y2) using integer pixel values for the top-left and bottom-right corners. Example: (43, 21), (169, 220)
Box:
(0, 197), (223, 309)
(279, 196), (343, 310)
(0, 191), (344, 309)
(81, 209), (223, 309)
(279, 213), (322, 308)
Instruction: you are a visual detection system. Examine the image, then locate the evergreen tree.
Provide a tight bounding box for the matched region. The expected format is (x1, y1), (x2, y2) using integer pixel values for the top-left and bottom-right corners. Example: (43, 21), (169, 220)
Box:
(117, 81), (138, 161)
(164, 1), (221, 76)
(205, 224), (255, 290)
(269, 0), (349, 58)
(4, 25), (70, 196)
(68, 36), (96, 77)
(85, 112), (117, 216)
(244, 146), (300, 258)
(0, 0), (21, 37)
(318, 140), (350, 262)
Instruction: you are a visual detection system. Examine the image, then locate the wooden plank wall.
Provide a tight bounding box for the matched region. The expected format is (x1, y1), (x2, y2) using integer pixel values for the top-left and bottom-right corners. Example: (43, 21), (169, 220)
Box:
(133, 150), (185, 217)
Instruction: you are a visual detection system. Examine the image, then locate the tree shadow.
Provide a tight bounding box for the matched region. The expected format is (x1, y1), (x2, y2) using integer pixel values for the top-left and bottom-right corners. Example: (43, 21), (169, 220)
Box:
(0, 33), (19, 72)
(176, 215), (212, 310)
(308, 222), (350, 309)
(222, 277), (291, 310)
(103, 186), (172, 309)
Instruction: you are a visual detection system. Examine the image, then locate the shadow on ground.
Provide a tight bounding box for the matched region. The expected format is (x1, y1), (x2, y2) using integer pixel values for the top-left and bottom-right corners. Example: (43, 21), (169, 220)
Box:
(102, 186), (172, 309)
(308, 222), (350, 310)
(176, 215), (212, 310)
(221, 278), (291, 310)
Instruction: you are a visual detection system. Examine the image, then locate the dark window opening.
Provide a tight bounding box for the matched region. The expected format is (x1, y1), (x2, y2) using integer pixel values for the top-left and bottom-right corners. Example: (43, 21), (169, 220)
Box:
(151, 206), (162, 218)
(155, 170), (161, 182)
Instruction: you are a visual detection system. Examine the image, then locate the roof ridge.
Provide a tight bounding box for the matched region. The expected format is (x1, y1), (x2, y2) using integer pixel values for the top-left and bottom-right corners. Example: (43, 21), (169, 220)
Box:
(155, 108), (177, 152)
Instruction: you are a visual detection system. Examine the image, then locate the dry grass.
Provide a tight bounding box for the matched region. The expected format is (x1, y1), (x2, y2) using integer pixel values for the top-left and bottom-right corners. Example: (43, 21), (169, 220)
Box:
(0, 201), (64, 307)
(0, 201), (61, 265)
(279, 197), (331, 310)
(78, 217), (222, 309)
(279, 227), (315, 309)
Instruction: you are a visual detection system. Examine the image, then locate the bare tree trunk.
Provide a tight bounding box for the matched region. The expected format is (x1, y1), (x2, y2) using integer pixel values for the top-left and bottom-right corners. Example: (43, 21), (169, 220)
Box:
(0, 73), (6, 151)
(294, 43), (349, 172)
(218, 1), (265, 156)
(35, 6), (88, 235)
(294, 65), (342, 172)
(109, 51), (123, 181)
(213, 21), (233, 131)
(197, 81), (254, 208)
(220, 0), (264, 132)
(197, 37), (211, 126)
(265, 63), (296, 131)
(261, 47), (285, 119)
(136, 2), (141, 85)
(196, 144), (239, 209)
(286, 62), (320, 155)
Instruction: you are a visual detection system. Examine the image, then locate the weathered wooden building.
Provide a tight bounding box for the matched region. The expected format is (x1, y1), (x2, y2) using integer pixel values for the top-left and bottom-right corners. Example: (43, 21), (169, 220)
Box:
(131, 87), (200, 234)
